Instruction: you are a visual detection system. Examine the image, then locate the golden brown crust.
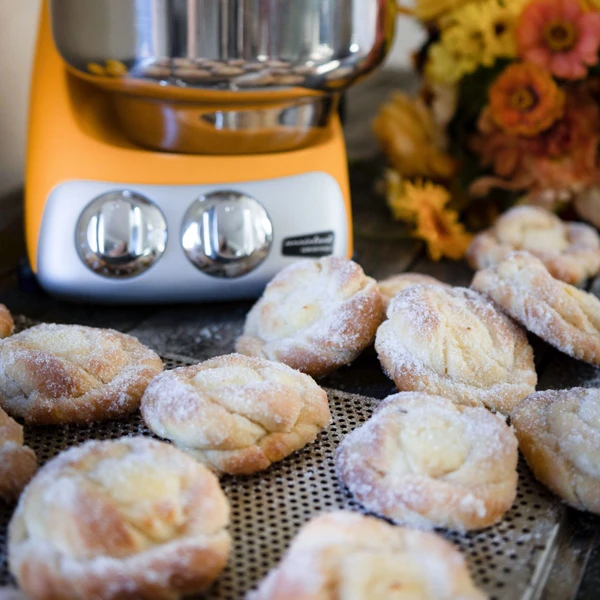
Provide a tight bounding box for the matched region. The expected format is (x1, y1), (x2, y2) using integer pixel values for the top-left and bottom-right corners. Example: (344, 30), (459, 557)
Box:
(375, 285), (537, 414)
(511, 388), (600, 514)
(466, 206), (600, 285)
(248, 511), (486, 600)
(0, 305), (14, 339)
(335, 393), (518, 532)
(472, 251), (600, 366)
(235, 257), (385, 377)
(141, 353), (331, 475)
(0, 324), (164, 425)
(0, 406), (37, 501)
(377, 273), (450, 310)
(8, 437), (231, 600)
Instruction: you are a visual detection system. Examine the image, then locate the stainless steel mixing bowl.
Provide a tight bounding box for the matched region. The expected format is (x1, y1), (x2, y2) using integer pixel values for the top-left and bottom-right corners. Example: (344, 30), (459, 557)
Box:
(49, 0), (395, 153)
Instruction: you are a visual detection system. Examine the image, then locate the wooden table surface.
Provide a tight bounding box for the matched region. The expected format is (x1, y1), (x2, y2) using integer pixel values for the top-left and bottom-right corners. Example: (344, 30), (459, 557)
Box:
(0, 69), (599, 598)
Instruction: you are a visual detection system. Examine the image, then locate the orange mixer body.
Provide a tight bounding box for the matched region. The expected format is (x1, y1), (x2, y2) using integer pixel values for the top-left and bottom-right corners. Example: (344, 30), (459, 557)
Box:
(26, 1), (352, 274)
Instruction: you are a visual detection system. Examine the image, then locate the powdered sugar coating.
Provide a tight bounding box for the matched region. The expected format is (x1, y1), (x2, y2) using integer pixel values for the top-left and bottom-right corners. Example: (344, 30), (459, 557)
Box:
(472, 251), (600, 366)
(511, 387), (600, 514)
(377, 273), (450, 310)
(0, 324), (164, 425)
(336, 392), (518, 532)
(0, 306), (13, 339)
(141, 353), (331, 475)
(247, 510), (485, 600)
(235, 257), (385, 377)
(0, 406), (37, 500)
(8, 437), (230, 599)
(375, 284), (537, 414)
(467, 206), (600, 285)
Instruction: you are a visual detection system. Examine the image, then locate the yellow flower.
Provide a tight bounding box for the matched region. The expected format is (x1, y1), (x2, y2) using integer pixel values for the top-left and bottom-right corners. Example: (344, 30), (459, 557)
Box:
(385, 177), (472, 261)
(415, 203), (474, 261)
(433, 0), (527, 76)
(373, 92), (456, 180)
(425, 42), (479, 85)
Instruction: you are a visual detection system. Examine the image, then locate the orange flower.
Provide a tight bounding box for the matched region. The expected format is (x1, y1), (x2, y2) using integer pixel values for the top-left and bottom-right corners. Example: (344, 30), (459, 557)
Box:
(385, 178), (472, 261)
(470, 87), (600, 205)
(489, 62), (565, 136)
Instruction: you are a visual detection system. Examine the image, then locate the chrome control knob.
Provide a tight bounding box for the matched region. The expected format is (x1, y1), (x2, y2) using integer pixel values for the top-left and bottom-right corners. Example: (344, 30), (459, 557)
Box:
(76, 191), (167, 278)
(182, 191), (273, 278)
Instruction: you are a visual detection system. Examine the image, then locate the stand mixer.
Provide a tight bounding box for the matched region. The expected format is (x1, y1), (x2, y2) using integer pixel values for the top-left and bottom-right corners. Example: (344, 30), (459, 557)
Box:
(27, 0), (395, 303)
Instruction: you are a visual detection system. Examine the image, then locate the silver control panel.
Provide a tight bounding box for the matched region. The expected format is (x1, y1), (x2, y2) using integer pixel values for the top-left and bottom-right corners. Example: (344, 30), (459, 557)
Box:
(36, 172), (349, 303)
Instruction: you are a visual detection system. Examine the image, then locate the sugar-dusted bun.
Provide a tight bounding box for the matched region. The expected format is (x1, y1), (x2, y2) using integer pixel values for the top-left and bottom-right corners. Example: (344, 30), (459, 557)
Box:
(142, 353), (331, 475)
(9, 437), (231, 600)
(0, 304), (14, 339)
(248, 511), (485, 600)
(336, 392), (518, 531)
(236, 257), (384, 377)
(0, 324), (163, 425)
(0, 406), (37, 501)
(472, 251), (600, 366)
(467, 205), (600, 285)
(377, 273), (450, 310)
(375, 285), (536, 414)
(511, 387), (600, 514)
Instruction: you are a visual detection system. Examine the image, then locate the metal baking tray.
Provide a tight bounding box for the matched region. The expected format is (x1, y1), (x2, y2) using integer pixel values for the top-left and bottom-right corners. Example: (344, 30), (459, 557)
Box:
(0, 319), (585, 599)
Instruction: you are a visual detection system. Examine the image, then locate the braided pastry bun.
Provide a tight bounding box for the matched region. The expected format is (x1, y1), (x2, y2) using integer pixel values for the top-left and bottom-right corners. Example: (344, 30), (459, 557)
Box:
(236, 257), (384, 377)
(0, 324), (163, 425)
(142, 354), (331, 475)
(9, 437), (231, 600)
(472, 251), (600, 367)
(0, 406), (36, 501)
(248, 511), (485, 600)
(511, 387), (600, 515)
(336, 392), (518, 531)
(467, 205), (600, 285)
(375, 285), (536, 414)
(0, 304), (14, 339)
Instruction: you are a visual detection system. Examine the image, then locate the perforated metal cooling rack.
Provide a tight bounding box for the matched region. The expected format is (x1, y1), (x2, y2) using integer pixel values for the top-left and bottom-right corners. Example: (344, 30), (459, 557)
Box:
(0, 318), (579, 599)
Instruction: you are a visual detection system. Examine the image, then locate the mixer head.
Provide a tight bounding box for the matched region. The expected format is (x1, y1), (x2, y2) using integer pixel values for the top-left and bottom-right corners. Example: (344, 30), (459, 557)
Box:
(49, 0), (395, 154)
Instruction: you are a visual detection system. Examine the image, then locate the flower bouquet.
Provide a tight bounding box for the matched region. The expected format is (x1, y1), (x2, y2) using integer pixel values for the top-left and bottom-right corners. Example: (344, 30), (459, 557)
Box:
(375, 0), (600, 260)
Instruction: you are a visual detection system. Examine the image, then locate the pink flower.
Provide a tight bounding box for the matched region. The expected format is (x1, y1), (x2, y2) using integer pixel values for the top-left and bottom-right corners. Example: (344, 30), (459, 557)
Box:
(517, 0), (600, 80)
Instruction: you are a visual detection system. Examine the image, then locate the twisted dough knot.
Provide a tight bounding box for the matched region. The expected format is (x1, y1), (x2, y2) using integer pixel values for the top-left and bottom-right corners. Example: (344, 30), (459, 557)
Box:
(472, 251), (600, 366)
(248, 511), (485, 600)
(0, 406), (36, 500)
(9, 437), (230, 600)
(236, 257), (384, 377)
(336, 393), (518, 531)
(142, 353), (330, 475)
(467, 205), (600, 285)
(0, 324), (163, 425)
(512, 388), (600, 514)
(375, 284), (536, 414)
